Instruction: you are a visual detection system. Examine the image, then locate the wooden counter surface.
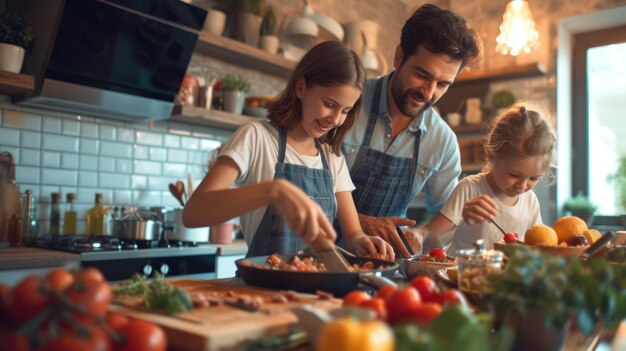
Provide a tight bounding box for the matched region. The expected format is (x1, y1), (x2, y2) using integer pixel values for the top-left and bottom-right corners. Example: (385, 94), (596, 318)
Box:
(0, 247), (80, 270)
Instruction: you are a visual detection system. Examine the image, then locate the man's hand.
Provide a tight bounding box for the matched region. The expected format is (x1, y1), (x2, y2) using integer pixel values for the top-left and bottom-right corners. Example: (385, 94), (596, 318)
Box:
(358, 213), (416, 258)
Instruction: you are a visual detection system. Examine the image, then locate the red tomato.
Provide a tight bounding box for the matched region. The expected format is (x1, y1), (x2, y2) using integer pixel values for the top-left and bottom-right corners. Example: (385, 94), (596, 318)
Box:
(45, 268), (75, 292)
(114, 319), (166, 351)
(66, 278), (112, 319)
(438, 289), (469, 307)
(106, 312), (130, 331)
(74, 267), (106, 284)
(429, 248), (447, 260)
(408, 302), (442, 325)
(342, 290), (371, 307)
(374, 285), (397, 301)
(359, 297), (387, 320)
(385, 287), (422, 324)
(0, 325), (30, 351)
(9, 276), (50, 325)
(0, 284), (10, 321)
(41, 325), (110, 351)
(409, 276), (440, 303)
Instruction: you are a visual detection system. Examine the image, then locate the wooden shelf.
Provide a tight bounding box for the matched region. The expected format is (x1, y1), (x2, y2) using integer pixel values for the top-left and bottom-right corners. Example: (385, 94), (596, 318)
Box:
(0, 70), (35, 95)
(456, 62), (546, 84)
(194, 32), (295, 79)
(171, 105), (264, 130)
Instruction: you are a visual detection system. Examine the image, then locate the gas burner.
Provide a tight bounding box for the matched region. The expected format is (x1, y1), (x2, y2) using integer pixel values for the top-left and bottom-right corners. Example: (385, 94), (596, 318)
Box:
(165, 240), (199, 248)
(123, 242), (138, 250)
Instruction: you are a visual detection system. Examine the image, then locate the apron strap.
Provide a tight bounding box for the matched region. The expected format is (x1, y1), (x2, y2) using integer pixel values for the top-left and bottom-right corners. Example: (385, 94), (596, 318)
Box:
(361, 78), (384, 148)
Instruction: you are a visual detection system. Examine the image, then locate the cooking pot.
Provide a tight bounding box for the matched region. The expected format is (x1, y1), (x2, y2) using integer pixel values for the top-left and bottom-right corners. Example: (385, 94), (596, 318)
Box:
(112, 211), (161, 241)
(162, 208), (209, 242)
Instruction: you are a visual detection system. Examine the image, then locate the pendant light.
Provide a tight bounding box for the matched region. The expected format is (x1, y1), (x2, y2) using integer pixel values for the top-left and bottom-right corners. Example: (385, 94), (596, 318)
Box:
(495, 0), (539, 56)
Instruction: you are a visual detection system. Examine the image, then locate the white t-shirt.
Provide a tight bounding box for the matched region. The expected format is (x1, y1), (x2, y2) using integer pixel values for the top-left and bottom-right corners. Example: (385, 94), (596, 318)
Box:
(442, 173), (542, 255)
(219, 120), (356, 246)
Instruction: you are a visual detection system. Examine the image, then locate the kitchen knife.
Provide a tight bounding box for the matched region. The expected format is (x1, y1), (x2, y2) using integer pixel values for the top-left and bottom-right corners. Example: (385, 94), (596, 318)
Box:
(396, 227), (415, 256)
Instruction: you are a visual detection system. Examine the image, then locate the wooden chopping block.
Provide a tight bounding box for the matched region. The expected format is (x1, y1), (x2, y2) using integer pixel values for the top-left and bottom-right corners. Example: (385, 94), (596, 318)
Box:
(110, 278), (342, 351)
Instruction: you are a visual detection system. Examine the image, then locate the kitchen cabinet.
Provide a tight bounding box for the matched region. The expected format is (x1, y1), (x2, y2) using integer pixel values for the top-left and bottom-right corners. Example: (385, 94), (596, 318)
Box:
(0, 70), (35, 95)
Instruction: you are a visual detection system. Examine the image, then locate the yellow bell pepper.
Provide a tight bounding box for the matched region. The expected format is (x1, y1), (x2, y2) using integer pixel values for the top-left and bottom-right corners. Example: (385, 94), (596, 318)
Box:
(316, 317), (394, 351)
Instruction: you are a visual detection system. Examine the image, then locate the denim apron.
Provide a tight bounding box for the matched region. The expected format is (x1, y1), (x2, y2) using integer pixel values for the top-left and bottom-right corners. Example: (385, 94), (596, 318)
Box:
(246, 127), (337, 257)
(350, 78), (422, 217)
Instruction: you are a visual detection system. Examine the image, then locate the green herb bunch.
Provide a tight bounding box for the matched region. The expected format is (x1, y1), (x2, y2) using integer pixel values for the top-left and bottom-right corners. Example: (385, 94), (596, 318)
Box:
(0, 10), (35, 49)
(112, 272), (192, 315)
(484, 246), (626, 335)
(562, 191), (597, 214)
(221, 73), (251, 92)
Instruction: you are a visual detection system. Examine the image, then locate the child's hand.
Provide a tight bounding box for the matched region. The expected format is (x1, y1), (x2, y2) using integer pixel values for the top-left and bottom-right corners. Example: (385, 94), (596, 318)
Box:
(352, 235), (395, 261)
(272, 179), (337, 244)
(462, 195), (499, 225)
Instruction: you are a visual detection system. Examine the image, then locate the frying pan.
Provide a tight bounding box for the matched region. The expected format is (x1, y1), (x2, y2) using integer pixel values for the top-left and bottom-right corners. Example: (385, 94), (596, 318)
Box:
(235, 254), (398, 297)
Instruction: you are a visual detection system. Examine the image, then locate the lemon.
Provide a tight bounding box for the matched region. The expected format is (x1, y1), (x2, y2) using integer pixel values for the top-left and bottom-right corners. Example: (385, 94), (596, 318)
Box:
(525, 224), (558, 246)
(582, 229), (601, 244)
(552, 216), (588, 244)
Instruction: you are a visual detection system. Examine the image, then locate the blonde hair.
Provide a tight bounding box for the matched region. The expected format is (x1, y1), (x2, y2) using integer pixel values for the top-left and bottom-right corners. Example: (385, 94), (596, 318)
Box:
(483, 103), (557, 180)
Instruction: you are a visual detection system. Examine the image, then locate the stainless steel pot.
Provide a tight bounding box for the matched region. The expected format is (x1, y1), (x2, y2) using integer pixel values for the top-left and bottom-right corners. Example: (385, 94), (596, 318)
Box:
(112, 212), (161, 240)
(162, 209), (209, 242)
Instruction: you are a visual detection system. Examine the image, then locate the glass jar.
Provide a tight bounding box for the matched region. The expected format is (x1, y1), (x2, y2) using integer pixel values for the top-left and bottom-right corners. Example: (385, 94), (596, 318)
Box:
(456, 240), (504, 294)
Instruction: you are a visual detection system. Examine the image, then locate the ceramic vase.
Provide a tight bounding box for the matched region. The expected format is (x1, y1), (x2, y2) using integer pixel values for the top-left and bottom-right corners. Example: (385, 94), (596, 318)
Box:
(0, 43), (25, 73)
(235, 12), (262, 47)
(222, 90), (245, 115)
(259, 35), (279, 55)
(204, 9), (227, 36)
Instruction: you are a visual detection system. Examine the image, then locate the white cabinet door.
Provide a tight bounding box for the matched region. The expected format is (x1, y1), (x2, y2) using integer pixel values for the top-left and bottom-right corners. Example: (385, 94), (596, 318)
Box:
(216, 254), (245, 279)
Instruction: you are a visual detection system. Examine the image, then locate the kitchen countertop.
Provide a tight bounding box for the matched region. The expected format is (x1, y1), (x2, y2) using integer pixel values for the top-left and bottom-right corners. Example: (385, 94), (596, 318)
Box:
(0, 247), (81, 270)
(214, 239), (247, 256)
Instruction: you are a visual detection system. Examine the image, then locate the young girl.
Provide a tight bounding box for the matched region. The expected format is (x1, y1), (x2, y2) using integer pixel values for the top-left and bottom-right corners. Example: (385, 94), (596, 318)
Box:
(419, 103), (557, 253)
(183, 41), (394, 260)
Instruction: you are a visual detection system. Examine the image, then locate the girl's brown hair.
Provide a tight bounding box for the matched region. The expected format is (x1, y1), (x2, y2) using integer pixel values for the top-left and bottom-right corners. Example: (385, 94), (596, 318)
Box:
(483, 103), (557, 179)
(265, 40), (367, 156)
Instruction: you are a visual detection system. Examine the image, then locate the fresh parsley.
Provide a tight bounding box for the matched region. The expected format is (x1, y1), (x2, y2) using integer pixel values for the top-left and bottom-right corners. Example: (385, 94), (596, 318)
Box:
(112, 272), (192, 315)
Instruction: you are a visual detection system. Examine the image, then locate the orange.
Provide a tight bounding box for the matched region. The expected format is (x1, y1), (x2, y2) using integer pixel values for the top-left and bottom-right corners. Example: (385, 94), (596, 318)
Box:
(582, 229), (601, 244)
(552, 216), (588, 244)
(524, 224), (558, 246)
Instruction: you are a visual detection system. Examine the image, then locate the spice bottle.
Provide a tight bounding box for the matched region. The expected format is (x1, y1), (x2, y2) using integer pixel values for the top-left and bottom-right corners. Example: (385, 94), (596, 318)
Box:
(63, 193), (77, 236)
(86, 193), (107, 236)
(50, 192), (61, 236)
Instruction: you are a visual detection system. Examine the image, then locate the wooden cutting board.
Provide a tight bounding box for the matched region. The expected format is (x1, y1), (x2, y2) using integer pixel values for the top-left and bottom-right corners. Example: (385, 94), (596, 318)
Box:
(110, 278), (342, 351)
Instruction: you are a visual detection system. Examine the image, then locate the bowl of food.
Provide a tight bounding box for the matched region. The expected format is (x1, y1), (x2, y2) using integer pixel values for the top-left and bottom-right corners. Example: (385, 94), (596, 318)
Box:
(399, 248), (457, 280)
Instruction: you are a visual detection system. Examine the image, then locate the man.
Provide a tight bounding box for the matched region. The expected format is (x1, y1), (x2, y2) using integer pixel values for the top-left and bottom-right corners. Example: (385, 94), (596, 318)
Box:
(341, 4), (482, 257)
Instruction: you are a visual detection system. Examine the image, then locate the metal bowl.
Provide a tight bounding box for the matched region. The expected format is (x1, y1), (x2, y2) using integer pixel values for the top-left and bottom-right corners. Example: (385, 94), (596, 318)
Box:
(399, 255), (457, 280)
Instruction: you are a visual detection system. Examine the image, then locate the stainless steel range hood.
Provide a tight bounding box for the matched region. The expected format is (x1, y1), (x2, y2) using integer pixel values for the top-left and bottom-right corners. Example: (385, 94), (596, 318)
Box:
(13, 0), (207, 121)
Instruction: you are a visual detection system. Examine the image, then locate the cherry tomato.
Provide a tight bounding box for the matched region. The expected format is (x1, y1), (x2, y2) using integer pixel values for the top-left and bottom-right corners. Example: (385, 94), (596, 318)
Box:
(114, 319), (166, 351)
(359, 297), (387, 320)
(41, 325), (110, 351)
(106, 312), (130, 331)
(374, 285), (397, 301)
(385, 287), (422, 324)
(438, 289), (469, 307)
(503, 233), (517, 243)
(429, 248), (447, 260)
(9, 275), (50, 325)
(74, 267), (105, 284)
(342, 290), (371, 307)
(66, 278), (112, 319)
(409, 276), (440, 303)
(45, 268), (75, 292)
(408, 302), (442, 325)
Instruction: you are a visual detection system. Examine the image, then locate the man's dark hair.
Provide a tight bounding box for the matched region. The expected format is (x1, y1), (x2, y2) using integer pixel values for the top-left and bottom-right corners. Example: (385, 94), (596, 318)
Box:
(400, 4), (482, 69)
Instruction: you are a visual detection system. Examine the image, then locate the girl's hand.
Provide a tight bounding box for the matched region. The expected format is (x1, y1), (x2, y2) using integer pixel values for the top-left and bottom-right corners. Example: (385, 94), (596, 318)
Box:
(272, 179), (337, 244)
(462, 195), (499, 225)
(351, 235), (395, 261)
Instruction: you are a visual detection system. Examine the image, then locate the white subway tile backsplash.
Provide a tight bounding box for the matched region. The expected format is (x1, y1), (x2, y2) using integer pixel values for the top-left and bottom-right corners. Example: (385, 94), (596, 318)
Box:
(0, 146), (19, 163)
(147, 176), (172, 191)
(61, 153), (79, 169)
(80, 138), (99, 155)
(187, 151), (205, 165)
(133, 190), (161, 207)
(80, 122), (99, 138)
(100, 141), (132, 158)
(21, 131), (41, 148)
(162, 163), (187, 178)
(16, 165), (40, 183)
(116, 159), (132, 173)
(133, 160), (161, 175)
(20, 184), (40, 198)
(42, 168), (77, 186)
(79, 155), (98, 171)
(42, 151), (61, 167)
(42, 134), (79, 152)
(200, 138), (222, 151)
(149, 147), (167, 161)
(113, 190), (132, 206)
(164, 134), (180, 148)
(4, 110), (42, 131)
(117, 128), (134, 143)
(168, 149), (187, 162)
(135, 130), (163, 146)
(131, 175), (147, 189)
(21, 148), (40, 166)
(62, 119), (80, 136)
(161, 193), (181, 208)
(43, 117), (62, 133)
(181, 136), (199, 150)
(99, 173), (130, 189)
(133, 145), (149, 159)
(79, 171), (98, 187)
(99, 125), (116, 140)
(0, 128), (19, 146)
(98, 157), (115, 172)
(40, 186), (60, 201)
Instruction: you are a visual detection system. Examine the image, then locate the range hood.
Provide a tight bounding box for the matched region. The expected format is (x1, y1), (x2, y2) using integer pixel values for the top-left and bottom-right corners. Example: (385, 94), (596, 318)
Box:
(13, 0), (206, 121)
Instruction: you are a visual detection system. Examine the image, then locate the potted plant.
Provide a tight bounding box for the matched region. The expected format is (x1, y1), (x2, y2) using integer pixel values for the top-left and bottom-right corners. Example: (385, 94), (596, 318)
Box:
(230, 0), (265, 47)
(484, 247), (626, 351)
(492, 90), (516, 116)
(204, 5), (227, 37)
(0, 9), (35, 73)
(220, 74), (250, 114)
(562, 191), (597, 224)
(258, 4), (279, 54)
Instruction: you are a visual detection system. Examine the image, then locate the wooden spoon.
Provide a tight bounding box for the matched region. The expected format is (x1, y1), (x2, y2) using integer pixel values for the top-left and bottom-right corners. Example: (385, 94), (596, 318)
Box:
(175, 180), (187, 204)
(169, 183), (185, 207)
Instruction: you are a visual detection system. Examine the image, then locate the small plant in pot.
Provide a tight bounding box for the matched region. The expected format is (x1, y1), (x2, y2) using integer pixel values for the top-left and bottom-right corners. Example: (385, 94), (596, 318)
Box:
(229, 0), (266, 47)
(562, 191), (597, 224)
(0, 10), (35, 73)
(221, 73), (250, 114)
(258, 4), (279, 54)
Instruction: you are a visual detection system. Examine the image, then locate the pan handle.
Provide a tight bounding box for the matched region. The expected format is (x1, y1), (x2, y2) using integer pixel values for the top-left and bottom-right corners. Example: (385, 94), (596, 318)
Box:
(358, 272), (397, 290)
